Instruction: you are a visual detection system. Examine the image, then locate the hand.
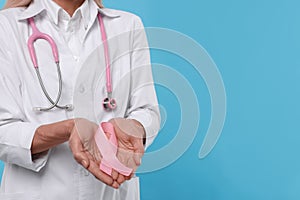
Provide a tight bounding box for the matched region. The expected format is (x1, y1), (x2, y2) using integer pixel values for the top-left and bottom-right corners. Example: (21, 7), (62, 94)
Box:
(71, 118), (100, 161)
(109, 118), (146, 174)
(68, 118), (126, 188)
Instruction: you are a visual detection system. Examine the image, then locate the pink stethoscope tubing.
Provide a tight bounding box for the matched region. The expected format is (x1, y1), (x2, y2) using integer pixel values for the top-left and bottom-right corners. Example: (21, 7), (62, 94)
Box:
(97, 13), (117, 110)
(27, 13), (116, 111)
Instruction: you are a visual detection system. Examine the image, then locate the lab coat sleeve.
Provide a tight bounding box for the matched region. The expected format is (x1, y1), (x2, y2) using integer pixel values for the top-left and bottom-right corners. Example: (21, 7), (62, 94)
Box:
(0, 27), (49, 172)
(126, 16), (161, 150)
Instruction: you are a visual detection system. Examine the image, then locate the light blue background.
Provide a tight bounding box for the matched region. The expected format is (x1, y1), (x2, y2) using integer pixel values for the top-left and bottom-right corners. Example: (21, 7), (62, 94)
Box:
(1, 0), (300, 199)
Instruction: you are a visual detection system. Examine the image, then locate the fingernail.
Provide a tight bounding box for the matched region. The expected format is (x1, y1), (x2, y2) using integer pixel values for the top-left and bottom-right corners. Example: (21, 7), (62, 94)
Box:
(112, 181), (119, 189)
(81, 160), (87, 168)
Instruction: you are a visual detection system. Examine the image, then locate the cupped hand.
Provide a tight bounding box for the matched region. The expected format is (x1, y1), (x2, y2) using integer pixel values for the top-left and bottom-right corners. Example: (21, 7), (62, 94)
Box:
(109, 118), (145, 176)
(68, 118), (126, 188)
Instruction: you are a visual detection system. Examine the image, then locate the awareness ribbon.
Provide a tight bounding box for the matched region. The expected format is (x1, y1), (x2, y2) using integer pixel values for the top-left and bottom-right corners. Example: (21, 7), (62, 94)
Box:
(94, 122), (133, 176)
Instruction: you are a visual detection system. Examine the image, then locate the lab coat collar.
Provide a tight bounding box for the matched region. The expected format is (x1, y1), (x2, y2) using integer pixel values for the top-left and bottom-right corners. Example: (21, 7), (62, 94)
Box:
(43, 0), (91, 28)
(98, 8), (120, 18)
(18, 0), (120, 22)
(17, 0), (45, 21)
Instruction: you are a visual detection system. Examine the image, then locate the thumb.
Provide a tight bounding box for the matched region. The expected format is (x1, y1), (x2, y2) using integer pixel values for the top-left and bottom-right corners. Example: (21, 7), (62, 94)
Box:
(69, 131), (90, 168)
(132, 138), (144, 166)
(79, 155), (89, 169)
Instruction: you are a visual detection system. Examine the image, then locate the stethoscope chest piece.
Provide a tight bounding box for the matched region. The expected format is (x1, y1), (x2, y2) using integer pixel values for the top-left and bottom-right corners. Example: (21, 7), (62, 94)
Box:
(103, 97), (117, 111)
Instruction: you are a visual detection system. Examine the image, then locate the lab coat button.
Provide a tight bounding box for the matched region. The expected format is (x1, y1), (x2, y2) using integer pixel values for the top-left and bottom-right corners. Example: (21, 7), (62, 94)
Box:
(74, 56), (79, 62)
(79, 86), (85, 93)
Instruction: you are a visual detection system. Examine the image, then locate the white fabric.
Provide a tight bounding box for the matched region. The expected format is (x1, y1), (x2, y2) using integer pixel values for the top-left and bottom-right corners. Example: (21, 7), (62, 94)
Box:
(0, 0), (160, 199)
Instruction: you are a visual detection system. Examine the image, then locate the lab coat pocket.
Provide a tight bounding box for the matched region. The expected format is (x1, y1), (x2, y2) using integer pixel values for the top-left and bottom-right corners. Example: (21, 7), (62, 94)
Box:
(0, 191), (41, 200)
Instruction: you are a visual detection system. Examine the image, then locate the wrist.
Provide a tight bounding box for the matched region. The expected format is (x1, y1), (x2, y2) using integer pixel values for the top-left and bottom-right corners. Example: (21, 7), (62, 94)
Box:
(131, 119), (146, 138)
(66, 119), (75, 137)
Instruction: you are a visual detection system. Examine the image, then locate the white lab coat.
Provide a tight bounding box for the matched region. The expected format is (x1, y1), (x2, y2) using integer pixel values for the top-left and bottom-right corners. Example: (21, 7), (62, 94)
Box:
(0, 0), (160, 199)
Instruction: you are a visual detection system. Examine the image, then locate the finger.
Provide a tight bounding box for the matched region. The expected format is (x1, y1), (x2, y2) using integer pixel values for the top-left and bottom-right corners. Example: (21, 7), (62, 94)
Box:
(125, 173), (134, 181)
(117, 174), (126, 185)
(111, 169), (119, 181)
(87, 155), (115, 187)
(133, 153), (142, 166)
(69, 132), (90, 168)
(132, 138), (144, 166)
(117, 147), (136, 169)
(124, 173), (133, 181)
(112, 181), (120, 189)
(84, 152), (117, 188)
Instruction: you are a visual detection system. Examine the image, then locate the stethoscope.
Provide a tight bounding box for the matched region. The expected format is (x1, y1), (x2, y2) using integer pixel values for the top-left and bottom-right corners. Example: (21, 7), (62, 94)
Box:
(27, 13), (117, 112)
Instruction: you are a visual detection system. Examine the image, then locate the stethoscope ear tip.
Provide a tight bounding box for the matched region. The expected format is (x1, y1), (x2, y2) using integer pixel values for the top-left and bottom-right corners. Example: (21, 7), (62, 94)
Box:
(33, 107), (42, 112)
(33, 104), (74, 112)
(66, 104), (74, 111)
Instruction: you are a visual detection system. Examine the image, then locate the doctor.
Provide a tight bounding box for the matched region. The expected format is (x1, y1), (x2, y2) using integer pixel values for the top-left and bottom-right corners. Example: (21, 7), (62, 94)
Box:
(0, 0), (160, 199)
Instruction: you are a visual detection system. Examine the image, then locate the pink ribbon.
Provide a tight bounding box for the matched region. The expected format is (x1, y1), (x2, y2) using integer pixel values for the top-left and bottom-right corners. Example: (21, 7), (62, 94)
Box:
(94, 122), (133, 176)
